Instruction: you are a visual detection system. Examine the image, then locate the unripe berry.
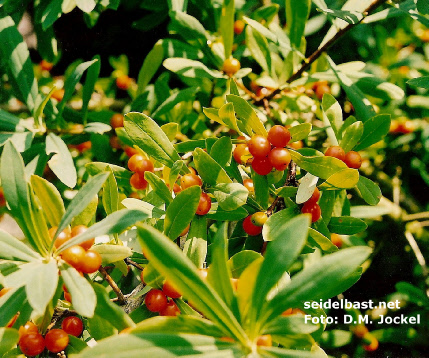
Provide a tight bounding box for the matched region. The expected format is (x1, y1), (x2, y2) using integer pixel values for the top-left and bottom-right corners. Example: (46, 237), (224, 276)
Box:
(251, 212), (268, 226)
(222, 58), (241, 76)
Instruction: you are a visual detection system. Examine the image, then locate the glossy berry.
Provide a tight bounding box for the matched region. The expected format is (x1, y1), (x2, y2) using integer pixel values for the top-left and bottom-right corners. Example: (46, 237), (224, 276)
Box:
(325, 146), (345, 162)
(130, 173), (148, 190)
(252, 156), (273, 176)
(110, 113), (124, 129)
(71, 225), (94, 250)
(51, 227), (71, 249)
(267, 126), (291, 147)
(233, 19), (245, 35)
(80, 250), (102, 274)
(289, 140), (303, 149)
(124, 146), (139, 157)
(163, 281), (181, 299)
(61, 245), (86, 270)
(331, 233), (342, 248)
(196, 192), (211, 216)
(45, 329), (69, 353)
(314, 81), (330, 100)
(301, 202), (321, 223)
(307, 188), (320, 204)
(344, 151), (362, 169)
(399, 120), (414, 134)
(116, 75), (132, 90)
(233, 144), (251, 165)
(128, 154), (145, 172)
(19, 333), (45, 356)
(222, 58), (241, 76)
(18, 321), (38, 339)
(180, 174), (203, 189)
(160, 300), (181, 316)
(248, 135), (271, 158)
(243, 215), (263, 236)
(268, 148), (291, 171)
(251, 212), (268, 227)
(145, 289), (168, 312)
(61, 316), (83, 337)
(136, 160), (155, 176)
(243, 179), (254, 192)
(256, 335), (272, 347)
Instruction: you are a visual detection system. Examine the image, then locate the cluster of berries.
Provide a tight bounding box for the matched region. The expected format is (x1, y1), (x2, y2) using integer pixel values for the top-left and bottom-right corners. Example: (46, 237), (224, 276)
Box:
(180, 172), (212, 216)
(18, 317), (83, 356)
(301, 188), (321, 223)
(143, 283), (181, 316)
(127, 153), (155, 190)
(325, 146), (362, 169)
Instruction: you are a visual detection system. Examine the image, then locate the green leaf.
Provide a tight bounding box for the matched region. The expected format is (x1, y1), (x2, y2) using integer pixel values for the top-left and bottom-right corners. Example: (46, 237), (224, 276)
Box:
(263, 315), (319, 335)
(164, 186), (201, 240)
(85, 162), (132, 188)
(144, 172), (173, 204)
(68, 335), (88, 354)
(124, 112), (181, 167)
(322, 94), (342, 139)
(354, 114), (391, 151)
(102, 169), (119, 215)
(46, 133), (77, 188)
(0, 328), (19, 357)
(262, 207), (300, 243)
(251, 215), (310, 332)
(0, 229), (41, 262)
(328, 216), (367, 235)
(262, 247), (371, 327)
(417, 0), (429, 14)
(211, 183), (248, 211)
(289, 150), (348, 179)
(91, 244), (132, 265)
(193, 148), (232, 186)
(356, 176), (382, 206)
(226, 95), (268, 136)
(72, 195), (98, 227)
(167, 0), (188, 12)
(52, 172), (109, 246)
(340, 121), (363, 152)
(210, 137), (232, 167)
(228, 251), (262, 279)
(184, 216), (207, 269)
(0, 286), (26, 327)
(82, 55), (101, 122)
(0, 12), (38, 112)
(121, 198), (165, 219)
(407, 76), (429, 89)
(321, 168), (359, 189)
(58, 209), (148, 252)
(308, 228), (338, 253)
(163, 58), (223, 79)
(245, 25), (272, 75)
(137, 41), (164, 95)
(275, 186), (298, 198)
(317, 7), (362, 24)
(26, 260), (58, 314)
(169, 11), (207, 42)
(161, 123), (179, 142)
(152, 87), (199, 118)
(286, 0), (311, 49)
(289, 123), (312, 142)
(217, 103), (243, 135)
(220, 0), (234, 59)
(253, 173), (269, 209)
(137, 225), (250, 345)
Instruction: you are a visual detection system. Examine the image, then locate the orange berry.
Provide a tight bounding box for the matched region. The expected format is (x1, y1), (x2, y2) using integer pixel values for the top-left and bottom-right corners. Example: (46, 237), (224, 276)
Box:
(325, 146), (345, 161)
(233, 144), (251, 165)
(71, 225), (94, 250)
(130, 173), (148, 190)
(124, 146), (139, 157)
(40, 60), (53, 71)
(256, 335), (272, 347)
(80, 250), (102, 274)
(267, 125), (291, 147)
(222, 58), (241, 76)
(243, 179), (254, 192)
(196, 192), (211, 216)
(289, 140), (303, 149)
(110, 113), (124, 129)
(116, 75), (132, 90)
(181, 174), (203, 189)
(19, 333), (45, 356)
(45, 329), (69, 353)
(248, 135), (271, 158)
(344, 151), (362, 169)
(233, 20), (245, 35)
(51, 88), (64, 102)
(61, 245), (86, 270)
(268, 147), (291, 171)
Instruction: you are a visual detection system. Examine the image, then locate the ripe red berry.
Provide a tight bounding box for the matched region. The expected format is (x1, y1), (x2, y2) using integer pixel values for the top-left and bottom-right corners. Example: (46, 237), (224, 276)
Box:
(222, 58), (241, 76)
(18, 321), (38, 339)
(130, 173), (148, 190)
(243, 215), (263, 236)
(110, 113), (124, 129)
(45, 329), (69, 353)
(268, 148), (291, 171)
(80, 250), (102, 274)
(180, 174), (203, 189)
(163, 281), (181, 299)
(71, 225), (94, 250)
(267, 126), (291, 147)
(76, 141), (92, 152)
(243, 179), (254, 192)
(233, 20), (245, 35)
(19, 333), (45, 356)
(61, 245), (86, 270)
(116, 75), (132, 90)
(251, 156), (273, 176)
(160, 300), (181, 316)
(145, 289), (168, 312)
(301, 202), (321, 223)
(344, 151), (362, 169)
(196, 192), (211, 216)
(61, 316), (83, 337)
(325, 146), (346, 162)
(248, 135), (271, 158)
(233, 144), (251, 165)
(306, 188), (320, 204)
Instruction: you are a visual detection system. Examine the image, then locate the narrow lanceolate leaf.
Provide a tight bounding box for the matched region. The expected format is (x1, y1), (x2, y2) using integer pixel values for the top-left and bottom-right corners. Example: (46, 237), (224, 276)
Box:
(144, 172), (173, 204)
(193, 148), (232, 186)
(260, 247), (371, 328)
(52, 172), (110, 245)
(124, 112), (181, 167)
(137, 225), (250, 346)
(0, 328), (19, 357)
(91, 245), (132, 266)
(356, 176), (381, 206)
(220, 0), (235, 59)
(354, 114), (391, 151)
(245, 25), (272, 75)
(82, 55), (101, 122)
(328, 216), (367, 235)
(340, 121), (363, 152)
(184, 215), (208, 268)
(26, 260), (58, 315)
(58, 209), (148, 252)
(164, 186), (201, 240)
(251, 216), (310, 334)
(407, 76), (429, 89)
(0, 12), (38, 112)
(137, 40), (164, 95)
(286, 0), (311, 49)
(322, 94), (343, 140)
(46, 133), (77, 188)
(0, 286), (26, 327)
(163, 58), (223, 79)
(31, 175), (65, 227)
(102, 169), (119, 215)
(0, 229), (41, 262)
(59, 264), (96, 317)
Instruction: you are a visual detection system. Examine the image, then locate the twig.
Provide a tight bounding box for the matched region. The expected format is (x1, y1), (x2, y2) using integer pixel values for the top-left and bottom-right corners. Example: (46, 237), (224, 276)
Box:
(267, 161), (297, 216)
(404, 231), (428, 279)
(99, 266), (126, 305)
(403, 212), (429, 222)
(46, 309), (76, 331)
(124, 258), (144, 271)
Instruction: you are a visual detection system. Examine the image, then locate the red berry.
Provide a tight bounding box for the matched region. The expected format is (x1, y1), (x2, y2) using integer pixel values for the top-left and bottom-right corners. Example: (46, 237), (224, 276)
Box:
(116, 75), (132, 90)
(325, 146), (345, 161)
(233, 144), (251, 165)
(248, 135), (271, 158)
(306, 188), (320, 204)
(251, 156), (273, 175)
(80, 250), (102, 274)
(268, 148), (291, 171)
(344, 151), (362, 169)
(196, 192), (211, 216)
(130, 173), (148, 190)
(61, 316), (83, 337)
(180, 174), (203, 189)
(233, 20), (245, 35)
(160, 300), (181, 316)
(163, 281), (181, 299)
(45, 329), (69, 353)
(124, 146), (139, 157)
(18, 321), (38, 339)
(267, 126), (291, 147)
(19, 333), (45, 356)
(301, 202), (321, 223)
(243, 215), (263, 236)
(145, 289), (168, 312)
